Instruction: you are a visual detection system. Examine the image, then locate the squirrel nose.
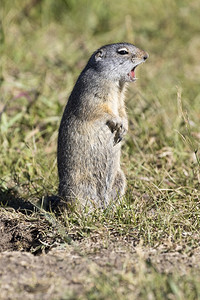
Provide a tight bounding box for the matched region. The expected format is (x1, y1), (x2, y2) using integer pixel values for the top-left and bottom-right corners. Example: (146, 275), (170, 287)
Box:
(143, 53), (149, 61)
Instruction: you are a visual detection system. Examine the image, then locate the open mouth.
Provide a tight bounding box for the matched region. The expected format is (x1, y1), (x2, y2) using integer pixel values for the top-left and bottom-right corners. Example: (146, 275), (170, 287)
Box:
(128, 66), (137, 81)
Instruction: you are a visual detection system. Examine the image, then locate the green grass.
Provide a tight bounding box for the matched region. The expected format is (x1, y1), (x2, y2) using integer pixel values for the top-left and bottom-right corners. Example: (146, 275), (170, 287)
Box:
(82, 267), (200, 300)
(1, 0), (200, 299)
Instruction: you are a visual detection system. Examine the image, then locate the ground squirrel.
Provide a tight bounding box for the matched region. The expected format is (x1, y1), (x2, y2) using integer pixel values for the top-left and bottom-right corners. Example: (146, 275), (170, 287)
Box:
(57, 42), (148, 209)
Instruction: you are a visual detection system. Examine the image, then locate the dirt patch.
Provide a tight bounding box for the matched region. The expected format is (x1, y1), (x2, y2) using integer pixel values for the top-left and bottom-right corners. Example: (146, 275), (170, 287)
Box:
(0, 240), (200, 300)
(0, 208), (68, 253)
(0, 209), (38, 252)
(1, 207), (200, 299)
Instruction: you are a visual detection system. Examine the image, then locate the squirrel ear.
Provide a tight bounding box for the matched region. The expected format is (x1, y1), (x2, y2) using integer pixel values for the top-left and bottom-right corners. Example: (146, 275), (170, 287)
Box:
(95, 49), (105, 61)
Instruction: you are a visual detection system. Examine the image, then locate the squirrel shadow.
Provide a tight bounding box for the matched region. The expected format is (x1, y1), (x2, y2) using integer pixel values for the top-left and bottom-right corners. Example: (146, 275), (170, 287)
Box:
(0, 187), (61, 215)
(0, 187), (38, 214)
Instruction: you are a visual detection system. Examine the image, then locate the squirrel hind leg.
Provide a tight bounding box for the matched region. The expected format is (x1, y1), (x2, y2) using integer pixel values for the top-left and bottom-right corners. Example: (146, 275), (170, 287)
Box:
(59, 181), (103, 209)
(109, 169), (126, 203)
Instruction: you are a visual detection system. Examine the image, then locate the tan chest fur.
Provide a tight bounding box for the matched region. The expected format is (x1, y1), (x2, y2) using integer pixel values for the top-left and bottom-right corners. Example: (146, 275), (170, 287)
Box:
(106, 82), (127, 118)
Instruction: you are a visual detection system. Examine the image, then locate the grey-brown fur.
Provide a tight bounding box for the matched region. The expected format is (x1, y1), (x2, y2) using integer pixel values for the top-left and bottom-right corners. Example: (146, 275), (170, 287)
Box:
(57, 43), (148, 208)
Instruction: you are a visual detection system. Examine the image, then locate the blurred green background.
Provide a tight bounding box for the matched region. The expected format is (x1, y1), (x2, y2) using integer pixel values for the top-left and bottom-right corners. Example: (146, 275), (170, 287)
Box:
(0, 0), (200, 198)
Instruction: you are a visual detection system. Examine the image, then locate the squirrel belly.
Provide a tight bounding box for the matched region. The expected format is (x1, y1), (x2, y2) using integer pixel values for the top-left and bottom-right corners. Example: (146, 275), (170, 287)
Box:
(57, 42), (148, 208)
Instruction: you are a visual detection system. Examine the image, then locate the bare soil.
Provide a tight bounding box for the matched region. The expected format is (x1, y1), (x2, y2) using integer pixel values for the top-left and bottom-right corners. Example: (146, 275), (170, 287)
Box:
(0, 206), (200, 299)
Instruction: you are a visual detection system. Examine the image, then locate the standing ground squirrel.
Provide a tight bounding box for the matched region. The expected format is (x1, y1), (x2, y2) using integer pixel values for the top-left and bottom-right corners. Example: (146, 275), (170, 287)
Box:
(57, 43), (148, 209)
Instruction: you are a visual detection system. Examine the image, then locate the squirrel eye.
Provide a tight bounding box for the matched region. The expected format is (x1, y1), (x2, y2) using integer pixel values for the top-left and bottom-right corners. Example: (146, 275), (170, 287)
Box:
(117, 48), (129, 55)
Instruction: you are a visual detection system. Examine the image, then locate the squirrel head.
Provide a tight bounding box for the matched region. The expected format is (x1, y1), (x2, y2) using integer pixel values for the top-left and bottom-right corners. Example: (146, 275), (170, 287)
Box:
(87, 43), (148, 83)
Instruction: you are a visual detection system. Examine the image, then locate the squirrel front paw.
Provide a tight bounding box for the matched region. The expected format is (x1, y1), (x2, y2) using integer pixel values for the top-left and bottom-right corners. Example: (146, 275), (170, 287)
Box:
(106, 119), (127, 146)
